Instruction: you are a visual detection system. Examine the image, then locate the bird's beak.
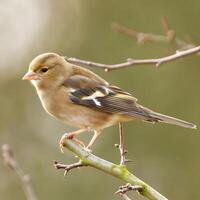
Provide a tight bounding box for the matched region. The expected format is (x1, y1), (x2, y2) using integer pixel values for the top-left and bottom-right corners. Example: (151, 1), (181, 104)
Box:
(22, 71), (38, 80)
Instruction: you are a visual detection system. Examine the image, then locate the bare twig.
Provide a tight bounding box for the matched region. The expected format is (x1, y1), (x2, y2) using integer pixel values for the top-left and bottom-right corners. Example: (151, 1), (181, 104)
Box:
(114, 123), (134, 169)
(1, 144), (37, 200)
(111, 18), (196, 50)
(112, 22), (170, 45)
(56, 139), (168, 200)
(160, 16), (175, 43)
(64, 18), (200, 71)
(161, 17), (171, 36)
(117, 123), (127, 165)
(64, 45), (200, 71)
(54, 160), (86, 176)
(116, 183), (143, 200)
(116, 183), (143, 195)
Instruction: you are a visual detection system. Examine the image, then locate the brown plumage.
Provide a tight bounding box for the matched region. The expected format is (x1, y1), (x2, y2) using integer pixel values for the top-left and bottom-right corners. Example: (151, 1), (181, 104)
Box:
(23, 53), (197, 150)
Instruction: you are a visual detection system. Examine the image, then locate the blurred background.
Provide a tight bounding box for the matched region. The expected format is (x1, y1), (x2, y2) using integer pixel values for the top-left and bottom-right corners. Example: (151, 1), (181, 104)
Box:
(0, 0), (200, 199)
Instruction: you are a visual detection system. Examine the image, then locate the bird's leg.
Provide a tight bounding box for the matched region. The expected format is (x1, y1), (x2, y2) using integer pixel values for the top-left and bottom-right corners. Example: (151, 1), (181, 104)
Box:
(59, 128), (88, 153)
(86, 130), (101, 151)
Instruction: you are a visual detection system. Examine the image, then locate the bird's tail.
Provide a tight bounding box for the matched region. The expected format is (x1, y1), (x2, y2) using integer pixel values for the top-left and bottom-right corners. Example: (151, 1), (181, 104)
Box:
(149, 111), (197, 129)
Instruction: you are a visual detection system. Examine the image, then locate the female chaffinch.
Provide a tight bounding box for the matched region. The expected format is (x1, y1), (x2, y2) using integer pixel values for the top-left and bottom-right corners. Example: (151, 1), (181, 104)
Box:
(23, 53), (196, 151)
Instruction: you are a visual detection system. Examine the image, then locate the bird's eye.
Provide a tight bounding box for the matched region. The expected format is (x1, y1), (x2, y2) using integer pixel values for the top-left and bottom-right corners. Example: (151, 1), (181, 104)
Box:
(41, 67), (48, 73)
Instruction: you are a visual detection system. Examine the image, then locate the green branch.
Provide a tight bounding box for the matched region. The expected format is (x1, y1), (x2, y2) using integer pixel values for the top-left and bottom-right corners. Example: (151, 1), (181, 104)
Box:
(60, 139), (168, 200)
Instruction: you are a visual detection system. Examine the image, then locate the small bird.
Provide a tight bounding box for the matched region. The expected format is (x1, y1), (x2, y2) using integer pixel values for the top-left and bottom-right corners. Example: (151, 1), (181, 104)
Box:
(23, 53), (196, 151)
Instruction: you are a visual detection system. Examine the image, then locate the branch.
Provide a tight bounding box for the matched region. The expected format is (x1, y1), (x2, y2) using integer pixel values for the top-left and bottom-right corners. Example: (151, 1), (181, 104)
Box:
(54, 160), (86, 176)
(111, 17), (196, 50)
(1, 144), (37, 200)
(112, 22), (175, 45)
(57, 139), (168, 200)
(64, 45), (200, 71)
(64, 17), (199, 71)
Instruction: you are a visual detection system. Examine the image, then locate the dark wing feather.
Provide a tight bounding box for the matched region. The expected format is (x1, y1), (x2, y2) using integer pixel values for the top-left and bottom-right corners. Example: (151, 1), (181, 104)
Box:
(64, 75), (156, 121)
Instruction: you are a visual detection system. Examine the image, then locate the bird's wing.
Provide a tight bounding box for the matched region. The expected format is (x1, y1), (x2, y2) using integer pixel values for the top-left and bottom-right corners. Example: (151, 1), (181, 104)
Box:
(63, 75), (154, 121)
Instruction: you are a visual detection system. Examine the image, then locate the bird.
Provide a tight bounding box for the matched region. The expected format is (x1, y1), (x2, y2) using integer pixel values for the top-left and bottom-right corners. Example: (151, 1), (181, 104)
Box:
(22, 53), (197, 151)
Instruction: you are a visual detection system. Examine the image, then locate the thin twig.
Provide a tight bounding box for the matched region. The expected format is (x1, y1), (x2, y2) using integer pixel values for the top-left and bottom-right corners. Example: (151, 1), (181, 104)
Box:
(160, 16), (176, 44)
(64, 45), (200, 71)
(54, 160), (86, 176)
(119, 123), (126, 165)
(111, 18), (196, 50)
(1, 144), (37, 200)
(57, 139), (168, 200)
(112, 22), (170, 45)
(114, 128), (133, 164)
(116, 183), (143, 195)
(116, 183), (143, 200)
(161, 17), (171, 36)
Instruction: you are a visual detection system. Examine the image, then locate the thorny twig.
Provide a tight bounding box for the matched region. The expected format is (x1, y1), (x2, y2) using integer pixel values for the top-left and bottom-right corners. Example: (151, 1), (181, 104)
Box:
(1, 144), (37, 200)
(116, 183), (143, 200)
(64, 45), (200, 71)
(119, 123), (126, 165)
(54, 160), (86, 176)
(115, 123), (132, 165)
(55, 139), (168, 200)
(116, 183), (143, 195)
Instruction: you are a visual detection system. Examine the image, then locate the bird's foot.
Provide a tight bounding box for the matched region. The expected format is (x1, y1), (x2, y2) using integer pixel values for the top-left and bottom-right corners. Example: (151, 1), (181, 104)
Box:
(59, 132), (86, 153)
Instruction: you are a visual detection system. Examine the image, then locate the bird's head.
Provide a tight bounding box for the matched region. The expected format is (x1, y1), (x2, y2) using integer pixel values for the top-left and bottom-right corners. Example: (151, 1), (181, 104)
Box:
(23, 53), (72, 88)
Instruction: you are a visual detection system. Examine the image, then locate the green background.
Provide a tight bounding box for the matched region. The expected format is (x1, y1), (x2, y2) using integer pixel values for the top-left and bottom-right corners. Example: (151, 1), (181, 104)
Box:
(0, 0), (199, 199)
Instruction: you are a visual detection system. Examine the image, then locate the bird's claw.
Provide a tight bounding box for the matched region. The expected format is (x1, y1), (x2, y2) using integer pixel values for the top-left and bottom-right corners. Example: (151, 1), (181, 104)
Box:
(59, 132), (86, 153)
(59, 133), (74, 153)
